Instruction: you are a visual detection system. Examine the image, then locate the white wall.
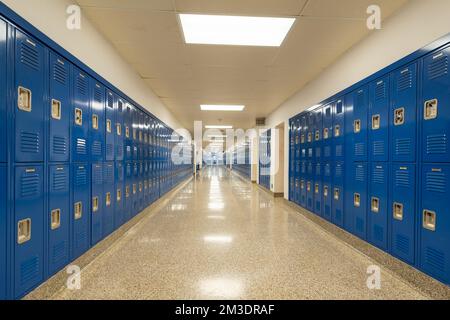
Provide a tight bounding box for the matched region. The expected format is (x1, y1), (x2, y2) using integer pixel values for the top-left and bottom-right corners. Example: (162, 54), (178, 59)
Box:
(2, 0), (182, 129)
(266, 0), (450, 200)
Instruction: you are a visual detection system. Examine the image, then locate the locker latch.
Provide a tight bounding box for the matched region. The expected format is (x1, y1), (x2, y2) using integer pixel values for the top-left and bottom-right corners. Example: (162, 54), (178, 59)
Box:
(139, 131), (143, 142)
(117, 123), (122, 136)
(334, 188), (340, 201)
(126, 186), (130, 198)
(75, 108), (83, 126)
(125, 126), (130, 138)
(307, 182), (311, 192)
(92, 114), (99, 130)
(423, 210), (436, 231)
(92, 197), (99, 213)
(334, 125), (341, 137)
(51, 209), (61, 230)
(74, 202), (83, 220)
(139, 183), (143, 193)
(315, 130), (320, 141)
(394, 108), (405, 126)
(315, 183), (319, 194)
(393, 202), (404, 221)
(300, 180), (304, 190)
(51, 99), (62, 120)
(133, 129), (137, 140)
(17, 219), (32, 245)
(372, 115), (380, 130)
(323, 186), (329, 197)
(106, 192), (111, 207)
(133, 184), (137, 195)
(424, 99), (438, 120)
(371, 197), (380, 213)
(106, 120), (112, 133)
(323, 128), (329, 140)
(354, 193), (361, 207)
(353, 120), (361, 133)
(18, 87), (32, 112)
(307, 133), (312, 143)
(301, 134), (305, 144)
(117, 189), (122, 202)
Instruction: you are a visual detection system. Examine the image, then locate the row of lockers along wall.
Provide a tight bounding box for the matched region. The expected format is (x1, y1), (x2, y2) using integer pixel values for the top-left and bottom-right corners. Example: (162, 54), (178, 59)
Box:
(289, 38), (450, 286)
(259, 130), (271, 190)
(0, 17), (193, 299)
(233, 144), (251, 179)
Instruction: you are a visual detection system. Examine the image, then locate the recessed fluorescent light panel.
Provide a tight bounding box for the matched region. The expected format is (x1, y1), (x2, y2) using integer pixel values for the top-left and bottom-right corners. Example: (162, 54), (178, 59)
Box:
(205, 125), (233, 129)
(179, 14), (295, 47)
(201, 105), (245, 112)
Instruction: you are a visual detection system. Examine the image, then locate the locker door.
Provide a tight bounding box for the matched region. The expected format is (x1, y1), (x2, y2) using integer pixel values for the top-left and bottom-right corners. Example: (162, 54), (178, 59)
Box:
(105, 91), (115, 161)
(323, 163), (332, 220)
(420, 164), (450, 284)
(14, 165), (44, 298)
(294, 160), (300, 204)
(314, 109), (323, 161)
(14, 30), (45, 163)
(132, 107), (138, 160)
(72, 69), (90, 163)
(307, 113), (314, 160)
(307, 162), (314, 211)
(144, 115), (150, 161)
(422, 47), (450, 163)
(49, 53), (70, 162)
(90, 82), (105, 162)
(124, 103), (132, 161)
(322, 105), (333, 161)
(138, 161), (144, 211)
(91, 163), (103, 245)
(332, 161), (344, 227)
(48, 165), (70, 276)
(138, 111), (144, 160)
(133, 162), (139, 215)
(124, 162), (132, 221)
(333, 99), (345, 161)
(72, 164), (90, 259)
(0, 21), (7, 163)
(103, 162), (115, 237)
(300, 161), (306, 208)
(350, 87), (369, 162)
(351, 163), (368, 239)
(114, 162), (124, 228)
(368, 163), (389, 250)
(314, 162), (322, 216)
(0, 165), (6, 299)
(300, 116), (306, 159)
(390, 63), (417, 162)
(144, 161), (149, 206)
(289, 119), (295, 202)
(115, 98), (125, 161)
(390, 164), (416, 264)
(369, 77), (390, 162)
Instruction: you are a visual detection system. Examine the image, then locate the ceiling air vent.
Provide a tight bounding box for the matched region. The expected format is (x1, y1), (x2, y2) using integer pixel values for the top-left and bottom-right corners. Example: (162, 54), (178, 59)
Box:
(256, 118), (266, 126)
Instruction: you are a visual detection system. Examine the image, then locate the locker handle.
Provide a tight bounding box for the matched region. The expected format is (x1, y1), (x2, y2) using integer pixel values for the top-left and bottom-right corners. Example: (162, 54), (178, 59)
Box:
(74, 202), (83, 220)
(334, 188), (340, 201)
(424, 99), (438, 120)
(92, 197), (99, 213)
(116, 123), (122, 136)
(315, 130), (320, 141)
(334, 125), (341, 137)
(18, 87), (32, 112)
(307, 182), (311, 192)
(125, 126), (130, 138)
(307, 133), (312, 143)
(394, 108), (405, 126)
(371, 197), (380, 213)
(353, 120), (361, 133)
(423, 210), (436, 232)
(393, 203), (404, 221)
(51, 99), (62, 120)
(371, 115), (380, 130)
(314, 183), (319, 194)
(92, 114), (99, 130)
(106, 120), (112, 133)
(74, 108), (83, 126)
(125, 186), (130, 198)
(18, 219), (32, 245)
(354, 193), (361, 207)
(323, 186), (328, 197)
(51, 209), (61, 230)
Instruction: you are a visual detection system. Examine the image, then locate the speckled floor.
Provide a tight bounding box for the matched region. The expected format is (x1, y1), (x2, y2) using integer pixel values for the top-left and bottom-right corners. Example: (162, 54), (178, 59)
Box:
(28, 166), (443, 300)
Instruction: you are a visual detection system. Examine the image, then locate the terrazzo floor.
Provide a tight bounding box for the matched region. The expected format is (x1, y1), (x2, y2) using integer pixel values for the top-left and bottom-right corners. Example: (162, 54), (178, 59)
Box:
(31, 166), (434, 300)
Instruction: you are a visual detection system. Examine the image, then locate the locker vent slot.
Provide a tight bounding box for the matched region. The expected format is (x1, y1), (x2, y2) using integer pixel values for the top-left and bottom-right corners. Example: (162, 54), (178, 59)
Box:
(52, 241), (67, 264)
(92, 141), (102, 156)
(51, 99), (62, 118)
(425, 247), (445, 272)
(355, 143), (365, 157)
(335, 145), (343, 157)
(372, 166), (385, 184)
(75, 168), (87, 186)
(373, 141), (385, 156)
(21, 173), (39, 197)
(396, 235), (410, 255)
(428, 54), (448, 80)
(426, 134), (447, 155)
(53, 62), (67, 85)
(375, 81), (386, 100)
(94, 85), (103, 103)
(355, 166), (365, 182)
(395, 139), (412, 156)
(76, 138), (87, 155)
(336, 101), (343, 114)
(425, 172), (446, 193)
(20, 131), (40, 154)
(373, 225), (384, 242)
(18, 218), (32, 244)
(76, 74), (87, 96)
(20, 41), (39, 70)
(395, 170), (410, 188)
(20, 256), (39, 286)
(51, 209), (61, 230)
(335, 165), (343, 177)
(324, 147), (331, 157)
(397, 69), (412, 91)
(106, 144), (113, 157)
(52, 170), (68, 191)
(53, 136), (67, 155)
(107, 94), (114, 108)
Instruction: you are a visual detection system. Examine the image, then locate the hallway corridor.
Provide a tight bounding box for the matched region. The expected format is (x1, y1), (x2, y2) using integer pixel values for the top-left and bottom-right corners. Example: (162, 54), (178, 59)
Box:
(26, 167), (439, 300)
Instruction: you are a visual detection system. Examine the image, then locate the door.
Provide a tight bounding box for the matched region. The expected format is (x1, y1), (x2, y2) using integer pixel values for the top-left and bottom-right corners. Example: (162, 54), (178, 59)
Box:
(369, 76), (390, 162)
(90, 81), (105, 162)
(103, 162), (115, 237)
(368, 163), (389, 250)
(105, 91), (115, 161)
(72, 164), (90, 259)
(72, 69), (90, 162)
(323, 162), (332, 220)
(332, 161), (344, 227)
(91, 163), (103, 245)
(351, 163), (368, 239)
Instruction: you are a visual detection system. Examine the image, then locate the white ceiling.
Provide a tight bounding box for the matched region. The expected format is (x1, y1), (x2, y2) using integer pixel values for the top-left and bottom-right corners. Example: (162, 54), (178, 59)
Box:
(76, 0), (409, 131)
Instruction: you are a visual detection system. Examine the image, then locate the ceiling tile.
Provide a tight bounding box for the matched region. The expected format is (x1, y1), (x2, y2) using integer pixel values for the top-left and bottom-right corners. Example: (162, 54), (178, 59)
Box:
(77, 0), (175, 11)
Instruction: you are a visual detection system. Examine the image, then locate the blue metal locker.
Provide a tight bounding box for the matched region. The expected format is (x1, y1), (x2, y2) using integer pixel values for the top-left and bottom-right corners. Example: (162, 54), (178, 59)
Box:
(0, 20), (7, 163)
(350, 163), (368, 239)
(333, 99), (345, 161)
(14, 30), (45, 163)
(289, 119), (295, 202)
(323, 162), (332, 220)
(300, 116), (306, 159)
(294, 160), (300, 204)
(314, 162), (322, 216)
(124, 103), (132, 161)
(300, 161), (306, 208)
(124, 162), (132, 221)
(103, 162), (115, 237)
(314, 109), (323, 161)
(132, 107), (138, 160)
(0, 165), (6, 299)
(390, 63), (417, 162)
(48, 164), (70, 276)
(322, 104), (333, 161)
(330, 162), (343, 227)
(49, 53), (70, 162)
(138, 161), (144, 211)
(91, 163), (103, 245)
(307, 113), (314, 160)
(349, 87), (369, 162)
(138, 111), (144, 160)
(114, 162), (124, 228)
(144, 161), (149, 206)
(14, 165), (44, 298)
(132, 161), (139, 215)
(144, 115), (150, 160)
(421, 47), (450, 163)
(72, 69), (90, 163)
(90, 81), (105, 162)
(105, 91), (115, 161)
(306, 161), (314, 211)
(72, 164), (90, 259)
(115, 97), (125, 161)
(368, 163), (389, 250)
(369, 76), (390, 162)
(420, 164), (450, 284)
(390, 164), (416, 264)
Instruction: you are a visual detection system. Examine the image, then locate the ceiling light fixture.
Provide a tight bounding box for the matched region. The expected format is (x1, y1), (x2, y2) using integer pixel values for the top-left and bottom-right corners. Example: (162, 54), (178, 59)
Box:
(179, 14), (295, 47)
(201, 105), (245, 111)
